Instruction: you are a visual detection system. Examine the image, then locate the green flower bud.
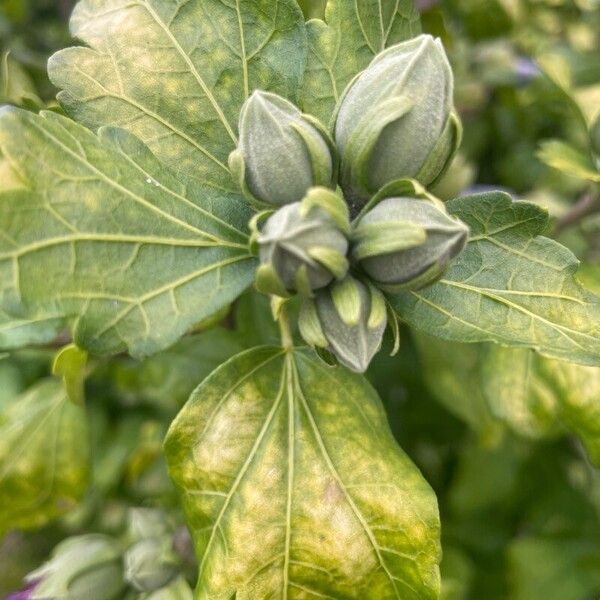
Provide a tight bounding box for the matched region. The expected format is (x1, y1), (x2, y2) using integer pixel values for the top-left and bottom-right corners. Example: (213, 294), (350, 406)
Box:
(127, 508), (171, 541)
(27, 535), (125, 600)
(230, 91), (336, 207)
(353, 196), (469, 291)
(143, 576), (194, 600)
(124, 538), (178, 592)
(254, 187), (350, 296)
(299, 276), (387, 373)
(334, 34), (461, 205)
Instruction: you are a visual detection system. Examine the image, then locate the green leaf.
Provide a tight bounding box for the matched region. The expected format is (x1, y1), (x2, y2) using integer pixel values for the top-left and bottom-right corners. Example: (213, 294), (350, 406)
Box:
(0, 51), (43, 109)
(481, 346), (561, 440)
(509, 537), (600, 600)
(390, 192), (600, 366)
(0, 108), (256, 358)
(482, 345), (600, 466)
(301, 0), (421, 125)
(234, 289), (283, 347)
(48, 0), (307, 191)
(102, 327), (246, 413)
(440, 546), (474, 600)
(538, 139), (600, 183)
(165, 346), (441, 599)
(53, 343), (88, 406)
(413, 333), (501, 438)
(0, 378), (90, 535)
(0, 309), (66, 351)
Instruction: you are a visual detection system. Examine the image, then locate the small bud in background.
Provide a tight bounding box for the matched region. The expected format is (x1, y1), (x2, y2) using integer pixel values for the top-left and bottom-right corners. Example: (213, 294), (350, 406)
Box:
(299, 276), (387, 373)
(334, 34), (460, 206)
(230, 90), (336, 207)
(124, 538), (178, 592)
(123, 507), (179, 592)
(26, 535), (125, 600)
(353, 197), (469, 291)
(254, 187), (350, 297)
(143, 576), (194, 600)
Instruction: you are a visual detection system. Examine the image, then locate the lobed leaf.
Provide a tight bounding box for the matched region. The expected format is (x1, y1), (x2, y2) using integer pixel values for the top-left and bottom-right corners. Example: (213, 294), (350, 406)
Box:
(165, 346), (440, 599)
(48, 0), (307, 191)
(0, 108), (256, 357)
(390, 192), (600, 366)
(301, 0), (421, 125)
(0, 379), (90, 535)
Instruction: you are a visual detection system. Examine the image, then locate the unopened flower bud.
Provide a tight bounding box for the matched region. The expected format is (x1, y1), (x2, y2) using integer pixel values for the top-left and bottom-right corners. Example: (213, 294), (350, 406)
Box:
(334, 34), (461, 205)
(124, 538), (178, 592)
(299, 276), (387, 372)
(26, 535), (125, 600)
(353, 196), (469, 290)
(230, 91), (336, 207)
(254, 187), (350, 296)
(143, 576), (194, 600)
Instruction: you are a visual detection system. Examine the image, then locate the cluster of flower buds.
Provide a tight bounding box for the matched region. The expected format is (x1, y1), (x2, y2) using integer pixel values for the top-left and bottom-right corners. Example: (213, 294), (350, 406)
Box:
(23, 534), (125, 600)
(13, 509), (192, 600)
(231, 34), (470, 372)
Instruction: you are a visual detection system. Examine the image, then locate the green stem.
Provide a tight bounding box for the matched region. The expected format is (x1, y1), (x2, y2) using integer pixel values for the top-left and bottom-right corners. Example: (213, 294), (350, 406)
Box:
(274, 298), (294, 350)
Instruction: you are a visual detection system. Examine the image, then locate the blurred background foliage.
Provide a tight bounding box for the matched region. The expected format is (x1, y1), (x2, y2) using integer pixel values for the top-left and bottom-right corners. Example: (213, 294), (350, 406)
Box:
(1, 0), (600, 599)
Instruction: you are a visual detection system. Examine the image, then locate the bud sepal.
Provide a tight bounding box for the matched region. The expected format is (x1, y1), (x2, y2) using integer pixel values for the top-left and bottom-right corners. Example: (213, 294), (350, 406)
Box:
(299, 276), (387, 373)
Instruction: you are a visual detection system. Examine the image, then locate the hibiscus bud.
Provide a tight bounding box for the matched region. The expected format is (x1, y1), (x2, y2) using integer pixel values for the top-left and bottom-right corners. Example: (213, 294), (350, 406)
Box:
(124, 538), (178, 592)
(230, 90), (336, 207)
(26, 535), (125, 600)
(353, 196), (469, 291)
(254, 187), (350, 296)
(143, 576), (194, 599)
(299, 276), (387, 373)
(334, 34), (461, 205)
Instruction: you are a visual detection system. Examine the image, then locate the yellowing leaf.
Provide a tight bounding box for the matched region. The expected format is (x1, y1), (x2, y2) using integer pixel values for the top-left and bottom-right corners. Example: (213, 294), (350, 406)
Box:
(0, 379), (90, 534)
(48, 0), (307, 191)
(483, 345), (600, 465)
(165, 347), (441, 599)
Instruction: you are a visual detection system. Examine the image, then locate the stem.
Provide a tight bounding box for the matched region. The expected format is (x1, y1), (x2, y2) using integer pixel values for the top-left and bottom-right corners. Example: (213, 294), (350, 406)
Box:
(554, 191), (600, 236)
(274, 298), (294, 351)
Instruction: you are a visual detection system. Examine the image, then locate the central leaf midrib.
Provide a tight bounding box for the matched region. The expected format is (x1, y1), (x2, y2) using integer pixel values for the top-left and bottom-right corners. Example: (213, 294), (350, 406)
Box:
(291, 356), (409, 600)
